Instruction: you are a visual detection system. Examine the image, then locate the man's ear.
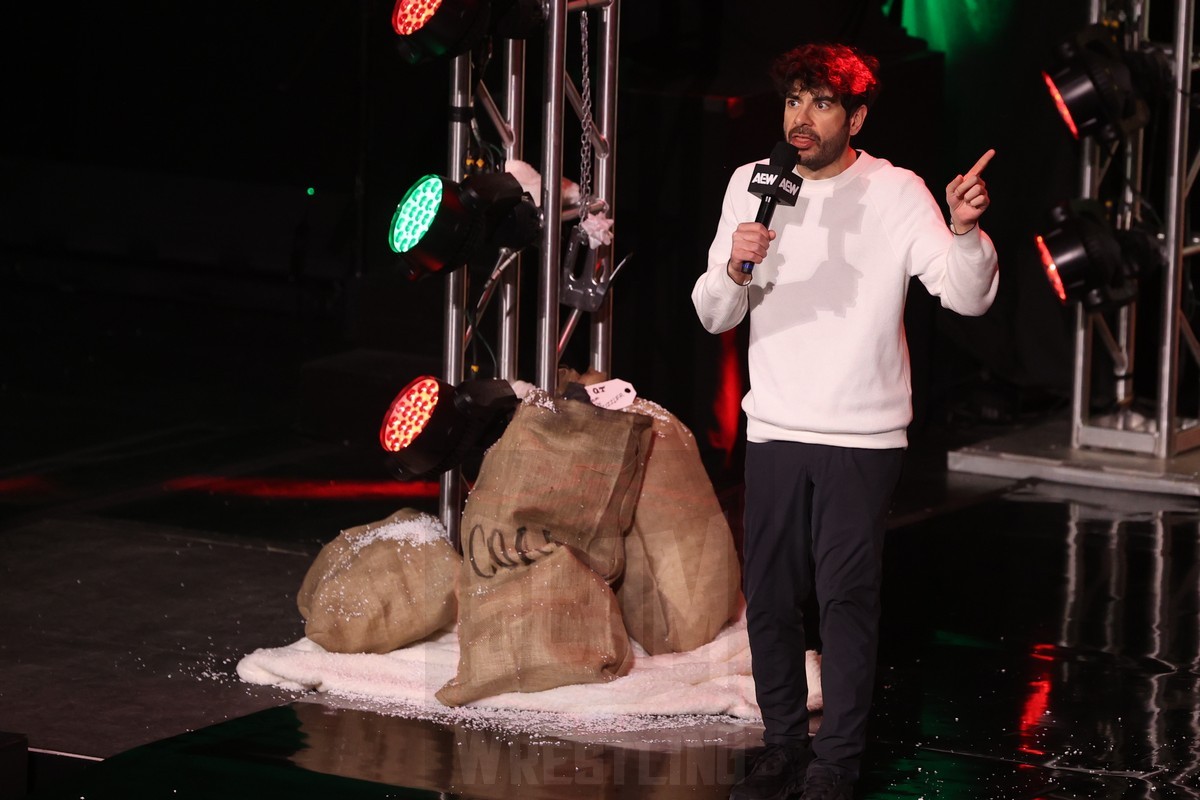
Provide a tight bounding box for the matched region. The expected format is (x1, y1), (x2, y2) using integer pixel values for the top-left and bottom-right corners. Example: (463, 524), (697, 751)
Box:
(849, 105), (868, 136)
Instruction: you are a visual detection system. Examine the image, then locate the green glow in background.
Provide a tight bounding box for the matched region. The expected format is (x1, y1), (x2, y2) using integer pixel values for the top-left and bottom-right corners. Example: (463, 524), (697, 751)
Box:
(889, 0), (1016, 64)
(881, 0), (1023, 175)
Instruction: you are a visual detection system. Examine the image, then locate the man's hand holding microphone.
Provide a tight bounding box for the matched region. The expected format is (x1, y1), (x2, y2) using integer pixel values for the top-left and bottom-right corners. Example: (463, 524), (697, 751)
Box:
(726, 142), (801, 286)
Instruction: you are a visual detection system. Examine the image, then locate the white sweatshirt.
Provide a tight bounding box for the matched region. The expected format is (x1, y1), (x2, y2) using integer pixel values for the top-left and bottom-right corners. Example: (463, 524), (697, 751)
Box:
(691, 150), (999, 449)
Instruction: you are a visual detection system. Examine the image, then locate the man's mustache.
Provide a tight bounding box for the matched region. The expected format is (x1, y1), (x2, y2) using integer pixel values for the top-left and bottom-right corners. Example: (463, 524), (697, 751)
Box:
(788, 127), (821, 142)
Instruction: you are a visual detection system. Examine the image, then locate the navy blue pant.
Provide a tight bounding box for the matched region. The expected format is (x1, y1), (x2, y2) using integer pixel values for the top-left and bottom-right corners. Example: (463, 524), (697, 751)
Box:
(743, 440), (903, 779)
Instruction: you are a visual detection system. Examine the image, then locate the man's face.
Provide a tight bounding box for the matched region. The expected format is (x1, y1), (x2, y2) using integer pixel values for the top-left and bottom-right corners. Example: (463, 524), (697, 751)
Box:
(782, 83), (866, 177)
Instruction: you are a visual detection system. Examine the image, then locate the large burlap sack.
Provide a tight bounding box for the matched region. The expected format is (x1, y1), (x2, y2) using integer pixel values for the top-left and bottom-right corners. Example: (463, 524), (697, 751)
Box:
(555, 365), (741, 656)
(458, 390), (652, 584)
(297, 508), (460, 654)
(436, 541), (632, 707)
(617, 399), (742, 654)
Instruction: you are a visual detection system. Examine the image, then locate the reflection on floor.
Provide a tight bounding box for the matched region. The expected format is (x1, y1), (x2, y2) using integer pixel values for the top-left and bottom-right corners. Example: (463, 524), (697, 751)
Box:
(5, 283), (1200, 799)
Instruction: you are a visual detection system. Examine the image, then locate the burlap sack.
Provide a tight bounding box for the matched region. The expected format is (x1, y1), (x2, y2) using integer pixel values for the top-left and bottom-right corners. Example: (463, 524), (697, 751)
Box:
(617, 399), (741, 654)
(436, 541), (633, 707)
(297, 508), (460, 654)
(458, 390), (652, 584)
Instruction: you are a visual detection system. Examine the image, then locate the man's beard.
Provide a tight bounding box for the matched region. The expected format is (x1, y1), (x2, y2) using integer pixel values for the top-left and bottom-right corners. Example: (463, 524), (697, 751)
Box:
(791, 123), (852, 172)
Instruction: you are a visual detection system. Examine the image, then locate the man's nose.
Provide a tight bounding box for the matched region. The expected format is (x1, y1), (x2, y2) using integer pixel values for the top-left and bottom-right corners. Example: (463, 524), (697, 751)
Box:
(789, 103), (813, 126)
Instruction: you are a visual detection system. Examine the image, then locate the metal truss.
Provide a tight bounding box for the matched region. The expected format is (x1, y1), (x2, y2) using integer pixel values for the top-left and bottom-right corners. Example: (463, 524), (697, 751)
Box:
(436, 0), (622, 538)
(1071, 0), (1198, 458)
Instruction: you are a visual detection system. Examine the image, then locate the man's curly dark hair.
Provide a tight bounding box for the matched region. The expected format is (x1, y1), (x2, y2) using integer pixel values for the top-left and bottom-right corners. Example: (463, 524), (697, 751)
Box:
(770, 43), (881, 116)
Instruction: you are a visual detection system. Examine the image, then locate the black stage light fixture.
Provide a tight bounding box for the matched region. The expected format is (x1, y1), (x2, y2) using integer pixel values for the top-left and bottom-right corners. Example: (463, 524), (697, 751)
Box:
(392, 0), (490, 64)
(392, 0), (545, 65)
(1042, 24), (1149, 142)
(1035, 199), (1145, 311)
(388, 171), (539, 281)
(380, 376), (519, 480)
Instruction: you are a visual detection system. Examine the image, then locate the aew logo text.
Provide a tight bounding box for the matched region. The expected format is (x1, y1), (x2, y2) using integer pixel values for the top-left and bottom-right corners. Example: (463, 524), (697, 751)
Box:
(749, 168), (800, 199)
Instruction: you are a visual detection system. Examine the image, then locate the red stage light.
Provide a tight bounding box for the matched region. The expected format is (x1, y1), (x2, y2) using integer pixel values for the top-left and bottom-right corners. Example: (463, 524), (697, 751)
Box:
(1035, 234), (1068, 303)
(1041, 72), (1080, 139)
(381, 377), (442, 453)
(380, 377), (518, 480)
(1033, 200), (1152, 311)
(390, 0), (544, 64)
(393, 0), (444, 35)
(390, 0), (491, 65)
(1041, 24), (1153, 143)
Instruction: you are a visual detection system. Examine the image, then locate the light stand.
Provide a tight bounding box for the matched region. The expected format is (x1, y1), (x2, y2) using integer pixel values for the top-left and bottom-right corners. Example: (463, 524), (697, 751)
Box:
(397, 0), (623, 543)
(949, 0), (1200, 496)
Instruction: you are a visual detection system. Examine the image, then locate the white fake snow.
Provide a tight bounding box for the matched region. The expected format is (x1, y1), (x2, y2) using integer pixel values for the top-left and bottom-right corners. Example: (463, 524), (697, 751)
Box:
(347, 513), (448, 551)
(237, 614), (764, 735)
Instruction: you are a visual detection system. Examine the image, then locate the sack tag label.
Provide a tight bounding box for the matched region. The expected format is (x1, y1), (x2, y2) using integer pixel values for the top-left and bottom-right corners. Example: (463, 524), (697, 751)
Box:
(587, 379), (637, 411)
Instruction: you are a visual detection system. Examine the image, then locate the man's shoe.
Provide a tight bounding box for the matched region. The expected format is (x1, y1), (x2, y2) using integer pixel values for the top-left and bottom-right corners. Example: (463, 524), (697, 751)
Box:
(730, 742), (807, 800)
(799, 765), (855, 800)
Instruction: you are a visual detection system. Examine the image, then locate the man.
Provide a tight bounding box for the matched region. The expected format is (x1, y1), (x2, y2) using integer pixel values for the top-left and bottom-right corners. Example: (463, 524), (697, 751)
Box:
(691, 43), (998, 800)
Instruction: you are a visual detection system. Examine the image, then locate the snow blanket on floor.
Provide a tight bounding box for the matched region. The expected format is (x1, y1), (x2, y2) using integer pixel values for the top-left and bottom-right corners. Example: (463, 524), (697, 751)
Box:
(238, 614), (760, 720)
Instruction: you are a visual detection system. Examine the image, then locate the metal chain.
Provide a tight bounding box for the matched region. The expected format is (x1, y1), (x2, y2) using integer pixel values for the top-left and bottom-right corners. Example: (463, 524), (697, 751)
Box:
(578, 10), (593, 221)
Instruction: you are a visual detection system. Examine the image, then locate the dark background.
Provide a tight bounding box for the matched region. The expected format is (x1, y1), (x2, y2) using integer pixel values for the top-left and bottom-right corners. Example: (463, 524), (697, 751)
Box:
(0, 0), (1099, 476)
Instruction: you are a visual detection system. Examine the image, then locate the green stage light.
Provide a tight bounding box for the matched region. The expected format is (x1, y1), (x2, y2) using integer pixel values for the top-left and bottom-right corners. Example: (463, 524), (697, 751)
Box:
(387, 171), (538, 281)
(390, 175), (444, 254)
(387, 174), (478, 281)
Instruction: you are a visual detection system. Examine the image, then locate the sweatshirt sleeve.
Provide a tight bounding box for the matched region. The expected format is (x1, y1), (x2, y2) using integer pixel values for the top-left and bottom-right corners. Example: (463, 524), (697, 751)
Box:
(692, 169), (751, 334)
(893, 173), (999, 317)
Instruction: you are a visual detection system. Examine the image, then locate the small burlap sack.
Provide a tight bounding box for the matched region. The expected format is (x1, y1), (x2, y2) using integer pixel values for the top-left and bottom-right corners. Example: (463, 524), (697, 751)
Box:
(436, 541), (632, 707)
(297, 508), (460, 654)
(457, 390), (652, 584)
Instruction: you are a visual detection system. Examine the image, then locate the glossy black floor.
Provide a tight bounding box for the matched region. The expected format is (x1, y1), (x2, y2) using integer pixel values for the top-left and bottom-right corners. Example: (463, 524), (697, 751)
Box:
(5, 274), (1200, 800)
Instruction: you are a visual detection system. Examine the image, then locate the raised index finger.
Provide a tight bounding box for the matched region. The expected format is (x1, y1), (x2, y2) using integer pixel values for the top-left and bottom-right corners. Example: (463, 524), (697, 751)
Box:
(966, 148), (996, 177)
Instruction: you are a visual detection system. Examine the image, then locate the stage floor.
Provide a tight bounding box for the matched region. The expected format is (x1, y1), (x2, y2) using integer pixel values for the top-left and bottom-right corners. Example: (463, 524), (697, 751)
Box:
(5, 280), (1200, 799)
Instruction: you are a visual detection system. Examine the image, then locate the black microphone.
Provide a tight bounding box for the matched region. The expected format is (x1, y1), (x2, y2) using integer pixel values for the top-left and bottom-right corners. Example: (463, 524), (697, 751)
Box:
(741, 141), (802, 274)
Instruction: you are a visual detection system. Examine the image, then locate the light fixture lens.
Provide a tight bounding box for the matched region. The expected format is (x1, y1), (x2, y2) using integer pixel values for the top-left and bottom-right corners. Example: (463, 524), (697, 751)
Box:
(1042, 71), (1080, 140)
(381, 377), (441, 452)
(393, 0), (445, 36)
(389, 175), (443, 254)
(1035, 234), (1068, 303)
(1033, 199), (1145, 311)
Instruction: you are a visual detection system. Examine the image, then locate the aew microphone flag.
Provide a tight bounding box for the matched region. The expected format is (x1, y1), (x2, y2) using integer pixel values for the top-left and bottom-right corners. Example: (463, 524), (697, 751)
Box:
(741, 141), (801, 274)
(748, 165), (802, 209)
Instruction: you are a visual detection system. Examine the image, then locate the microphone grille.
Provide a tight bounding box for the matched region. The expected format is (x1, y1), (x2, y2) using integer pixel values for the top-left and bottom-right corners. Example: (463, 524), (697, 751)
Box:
(769, 141), (799, 170)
